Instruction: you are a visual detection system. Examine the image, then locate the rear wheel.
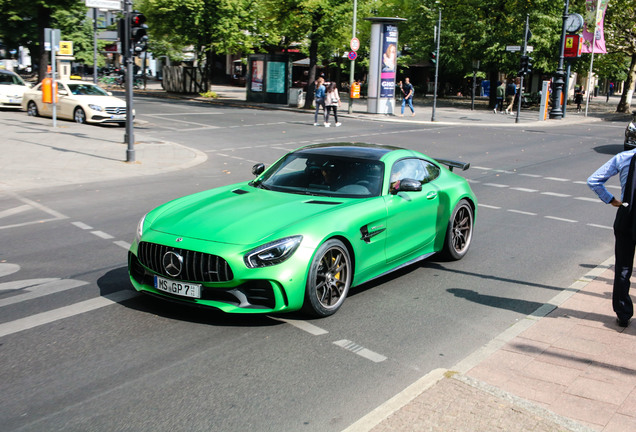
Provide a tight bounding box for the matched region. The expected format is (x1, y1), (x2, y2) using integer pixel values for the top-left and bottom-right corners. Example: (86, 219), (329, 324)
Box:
(304, 239), (352, 317)
(441, 199), (474, 260)
(74, 107), (86, 124)
(27, 101), (39, 117)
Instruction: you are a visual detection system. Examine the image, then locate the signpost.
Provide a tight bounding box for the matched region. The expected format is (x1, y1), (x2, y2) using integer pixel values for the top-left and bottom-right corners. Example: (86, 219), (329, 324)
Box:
(348, 1), (358, 115)
(44, 28), (60, 128)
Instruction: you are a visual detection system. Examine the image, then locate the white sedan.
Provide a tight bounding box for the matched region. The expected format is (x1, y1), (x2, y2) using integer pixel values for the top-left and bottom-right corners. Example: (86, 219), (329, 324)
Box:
(0, 69), (31, 109)
(22, 80), (132, 125)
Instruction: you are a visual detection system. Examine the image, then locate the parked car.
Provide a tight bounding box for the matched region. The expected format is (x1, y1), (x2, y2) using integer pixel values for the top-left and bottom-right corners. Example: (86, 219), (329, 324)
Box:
(0, 69), (31, 109)
(625, 111), (636, 151)
(22, 80), (131, 125)
(128, 143), (477, 317)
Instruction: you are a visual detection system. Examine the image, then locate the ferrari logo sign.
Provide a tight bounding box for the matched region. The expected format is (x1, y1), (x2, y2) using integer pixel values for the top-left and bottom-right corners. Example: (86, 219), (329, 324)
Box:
(59, 41), (73, 56)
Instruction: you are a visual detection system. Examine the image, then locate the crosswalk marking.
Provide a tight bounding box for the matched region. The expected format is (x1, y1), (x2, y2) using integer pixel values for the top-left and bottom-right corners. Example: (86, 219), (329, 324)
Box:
(0, 279), (88, 308)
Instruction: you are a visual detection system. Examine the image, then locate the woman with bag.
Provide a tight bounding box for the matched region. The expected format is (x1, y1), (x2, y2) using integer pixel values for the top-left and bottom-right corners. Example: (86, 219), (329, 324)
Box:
(324, 82), (342, 127)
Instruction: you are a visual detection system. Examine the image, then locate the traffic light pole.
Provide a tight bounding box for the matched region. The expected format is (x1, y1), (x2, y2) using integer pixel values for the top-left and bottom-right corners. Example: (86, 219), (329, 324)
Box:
(431, 9), (440, 122)
(515, 14), (529, 124)
(124, 0), (135, 163)
(549, 0), (569, 120)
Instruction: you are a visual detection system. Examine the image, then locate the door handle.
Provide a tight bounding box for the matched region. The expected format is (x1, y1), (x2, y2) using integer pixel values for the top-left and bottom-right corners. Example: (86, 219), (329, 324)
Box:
(426, 191), (437, 200)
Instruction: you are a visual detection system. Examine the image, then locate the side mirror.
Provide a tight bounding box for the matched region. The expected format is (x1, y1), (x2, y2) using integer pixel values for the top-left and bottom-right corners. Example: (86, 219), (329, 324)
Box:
(391, 178), (422, 194)
(252, 163), (265, 176)
(58, 89), (68, 96)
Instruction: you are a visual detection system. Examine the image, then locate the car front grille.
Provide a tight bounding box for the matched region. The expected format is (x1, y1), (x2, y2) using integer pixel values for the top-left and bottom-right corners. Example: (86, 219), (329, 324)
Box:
(137, 241), (233, 283)
(105, 106), (126, 115)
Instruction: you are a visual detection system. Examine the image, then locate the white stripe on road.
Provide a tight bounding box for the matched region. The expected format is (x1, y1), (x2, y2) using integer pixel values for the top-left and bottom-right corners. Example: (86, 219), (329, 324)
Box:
(483, 183), (509, 188)
(114, 240), (131, 250)
(541, 192), (571, 197)
(545, 216), (578, 223)
(507, 209), (537, 216)
(334, 339), (387, 363)
(574, 197), (602, 203)
(478, 204), (501, 209)
(72, 221), (93, 230)
(510, 187), (538, 193)
(273, 317), (329, 335)
(0, 204), (31, 219)
(544, 177), (570, 182)
(0, 290), (138, 338)
(587, 223), (613, 230)
(0, 279), (88, 308)
(91, 230), (114, 240)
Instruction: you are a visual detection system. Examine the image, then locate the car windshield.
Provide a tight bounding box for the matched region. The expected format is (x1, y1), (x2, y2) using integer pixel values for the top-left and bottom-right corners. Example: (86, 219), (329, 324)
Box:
(256, 153), (384, 198)
(67, 84), (109, 96)
(0, 73), (26, 86)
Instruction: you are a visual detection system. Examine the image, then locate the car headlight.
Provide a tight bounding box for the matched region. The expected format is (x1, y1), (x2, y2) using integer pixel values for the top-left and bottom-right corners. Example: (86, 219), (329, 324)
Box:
(244, 236), (303, 268)
(88, 104), (103, 112)
(136, 214), (147, 241)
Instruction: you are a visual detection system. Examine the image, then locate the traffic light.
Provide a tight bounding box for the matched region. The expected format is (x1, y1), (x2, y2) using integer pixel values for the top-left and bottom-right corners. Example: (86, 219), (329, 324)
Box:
(519, 55), (533, 75)
(131, 11), (148, 55)
(430, 51), (437, 64)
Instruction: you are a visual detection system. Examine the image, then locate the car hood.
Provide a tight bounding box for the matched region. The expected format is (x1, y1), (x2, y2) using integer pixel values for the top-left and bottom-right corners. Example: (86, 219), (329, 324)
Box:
(147, 184), (348, 245)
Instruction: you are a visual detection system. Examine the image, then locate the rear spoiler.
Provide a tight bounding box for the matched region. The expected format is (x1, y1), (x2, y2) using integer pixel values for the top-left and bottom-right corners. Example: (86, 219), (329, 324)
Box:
(435, 158), (470, 172)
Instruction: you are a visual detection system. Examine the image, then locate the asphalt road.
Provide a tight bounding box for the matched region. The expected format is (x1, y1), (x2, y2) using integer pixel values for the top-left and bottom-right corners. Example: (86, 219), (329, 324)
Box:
(0, 96), (627, 431)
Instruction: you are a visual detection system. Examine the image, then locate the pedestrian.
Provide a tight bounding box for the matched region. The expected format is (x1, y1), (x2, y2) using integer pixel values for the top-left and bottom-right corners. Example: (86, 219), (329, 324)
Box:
(504, 79), (516, 115)
(313, 77), (326, 126)
(494, 81), (505, 113)
(574, 86), (584, 113)
(324, 82), (341, 127)
(588, 148), (636, 328)
(399, 77), (415, 117)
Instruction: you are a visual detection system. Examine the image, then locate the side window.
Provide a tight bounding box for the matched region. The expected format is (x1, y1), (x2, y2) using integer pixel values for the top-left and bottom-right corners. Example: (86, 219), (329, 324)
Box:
(389, 158), (440, 192)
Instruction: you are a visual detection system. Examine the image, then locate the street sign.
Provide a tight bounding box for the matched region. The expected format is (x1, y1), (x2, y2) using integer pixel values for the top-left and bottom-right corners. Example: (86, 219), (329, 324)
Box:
(85, 0), (121, 10)
(59, 41), (73, 56)
(506, 45), (533, 52)
(350, 37), (360, 52)
(348, 51), (357, 61)
(44, 28), (61, 52)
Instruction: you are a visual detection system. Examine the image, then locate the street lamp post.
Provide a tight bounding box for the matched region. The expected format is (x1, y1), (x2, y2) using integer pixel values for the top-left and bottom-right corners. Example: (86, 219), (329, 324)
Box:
(549, 0), (569, 119)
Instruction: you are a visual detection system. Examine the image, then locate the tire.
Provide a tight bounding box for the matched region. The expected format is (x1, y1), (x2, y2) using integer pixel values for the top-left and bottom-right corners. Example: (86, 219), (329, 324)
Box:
(441, 199), (474, 260)
(304, 239), (352, 317)
(27, 101), (39, 117)
(74, 107), (87, 124)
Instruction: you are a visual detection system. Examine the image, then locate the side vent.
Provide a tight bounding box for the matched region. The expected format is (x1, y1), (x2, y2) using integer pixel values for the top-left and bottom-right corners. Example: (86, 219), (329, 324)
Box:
(305, 200), (342, 205)
(232, 189), (249, 195)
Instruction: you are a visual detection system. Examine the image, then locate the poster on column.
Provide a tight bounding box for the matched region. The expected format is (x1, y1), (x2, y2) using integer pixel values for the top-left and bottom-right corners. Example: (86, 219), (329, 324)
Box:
(380, 24), (398, 98)
(251, 60), (263, 92)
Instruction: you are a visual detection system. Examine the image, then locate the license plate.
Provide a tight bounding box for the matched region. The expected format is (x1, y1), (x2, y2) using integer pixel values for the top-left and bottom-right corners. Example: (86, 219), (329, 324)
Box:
(154, 276), (201, 298)
(8, 98), (20, 103)
(110, 114), (125, 120)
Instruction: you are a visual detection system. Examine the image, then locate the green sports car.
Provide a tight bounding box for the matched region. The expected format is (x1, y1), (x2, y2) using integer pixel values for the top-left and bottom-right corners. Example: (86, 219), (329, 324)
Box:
(128, 143), (477, 317)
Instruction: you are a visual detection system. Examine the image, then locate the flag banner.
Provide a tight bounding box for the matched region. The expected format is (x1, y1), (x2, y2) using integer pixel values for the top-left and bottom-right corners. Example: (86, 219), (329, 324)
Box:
(581, 0), (609, 54)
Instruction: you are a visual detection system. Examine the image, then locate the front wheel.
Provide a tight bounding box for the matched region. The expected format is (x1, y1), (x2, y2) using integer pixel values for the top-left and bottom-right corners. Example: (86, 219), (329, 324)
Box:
(304, 239), (352, 317)
(441, 199), (474, 260)
(74, 107), (87, 124)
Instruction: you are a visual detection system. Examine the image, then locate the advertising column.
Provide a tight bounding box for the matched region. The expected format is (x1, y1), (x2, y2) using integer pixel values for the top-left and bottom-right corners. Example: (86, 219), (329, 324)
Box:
(365, 17), (406, 114)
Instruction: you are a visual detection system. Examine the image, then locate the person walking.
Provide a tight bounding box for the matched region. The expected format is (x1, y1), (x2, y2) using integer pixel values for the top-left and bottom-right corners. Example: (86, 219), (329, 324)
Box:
(324, 82), (341, 127)
(588, 148), (636, 328)
(313, 77), (326, 126)
(504, 79), (516, 115)
(574, 86), (584, 113)
(399, 77), (415, 117)
(494, 81), (505, 113)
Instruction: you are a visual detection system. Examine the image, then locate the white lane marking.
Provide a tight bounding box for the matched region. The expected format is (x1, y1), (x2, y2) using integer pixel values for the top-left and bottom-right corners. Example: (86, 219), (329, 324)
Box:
(0, 263), (20, 278)
(0, 279), (88, 308)
(72, 221), (93, 230)
(483, 183), (509, 188)
(507, 209), (537, 216)
(574, 197), (602, 203)
(91, 230), (114, 240)
(333, 339), (387, 363)
(0, 290), (138, 338)
(544, 177), (570, 182)
(518, 173), (542, 178)
(545, 216), (578, 223)
(587, 223), (612, 230)
(15, 195), (67, 219)
(114, 240), (131, 250)
(0, 278), (59, 291)
(541, 192), (571, 197)
(472, 166), (492, 171)
(478, 204), (501, 209)
(510, 187), (538, 193)
(0, 204), (31, 219)
(273, 317), (329, 335)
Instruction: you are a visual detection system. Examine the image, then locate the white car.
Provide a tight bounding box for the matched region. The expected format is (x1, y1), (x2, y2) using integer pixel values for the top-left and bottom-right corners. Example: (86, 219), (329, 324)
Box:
(22, 80), (132, 125)
(0, 69), (31, 109)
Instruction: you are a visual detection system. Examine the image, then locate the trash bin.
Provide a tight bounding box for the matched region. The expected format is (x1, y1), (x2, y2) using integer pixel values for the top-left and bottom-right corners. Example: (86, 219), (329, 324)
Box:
(288, 88), (305, 107)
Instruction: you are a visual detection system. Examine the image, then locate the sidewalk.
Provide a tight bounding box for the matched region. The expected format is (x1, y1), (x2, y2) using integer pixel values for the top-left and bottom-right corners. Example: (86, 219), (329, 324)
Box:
(2, 83), (635, 431)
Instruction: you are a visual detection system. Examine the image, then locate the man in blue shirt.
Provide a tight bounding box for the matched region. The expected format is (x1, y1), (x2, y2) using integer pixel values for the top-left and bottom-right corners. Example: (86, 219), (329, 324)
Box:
(588, 149), (636, 327)
(314, 77), (326, 126)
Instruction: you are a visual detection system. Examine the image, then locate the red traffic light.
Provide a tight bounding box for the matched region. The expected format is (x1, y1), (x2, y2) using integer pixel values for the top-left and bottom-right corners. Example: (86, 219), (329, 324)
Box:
(131, 13), (146, 26)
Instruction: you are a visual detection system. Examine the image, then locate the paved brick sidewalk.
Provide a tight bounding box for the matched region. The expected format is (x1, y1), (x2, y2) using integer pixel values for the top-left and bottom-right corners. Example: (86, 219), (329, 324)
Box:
(349, 259), (636, 432)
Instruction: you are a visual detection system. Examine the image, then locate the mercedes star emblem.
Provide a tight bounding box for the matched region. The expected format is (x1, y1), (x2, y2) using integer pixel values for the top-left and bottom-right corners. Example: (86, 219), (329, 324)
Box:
(162, 251), (183, 277)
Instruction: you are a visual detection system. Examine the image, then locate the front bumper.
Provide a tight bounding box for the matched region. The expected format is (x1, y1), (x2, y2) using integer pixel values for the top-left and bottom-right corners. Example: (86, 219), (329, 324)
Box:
(127, 235), (312, 314)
